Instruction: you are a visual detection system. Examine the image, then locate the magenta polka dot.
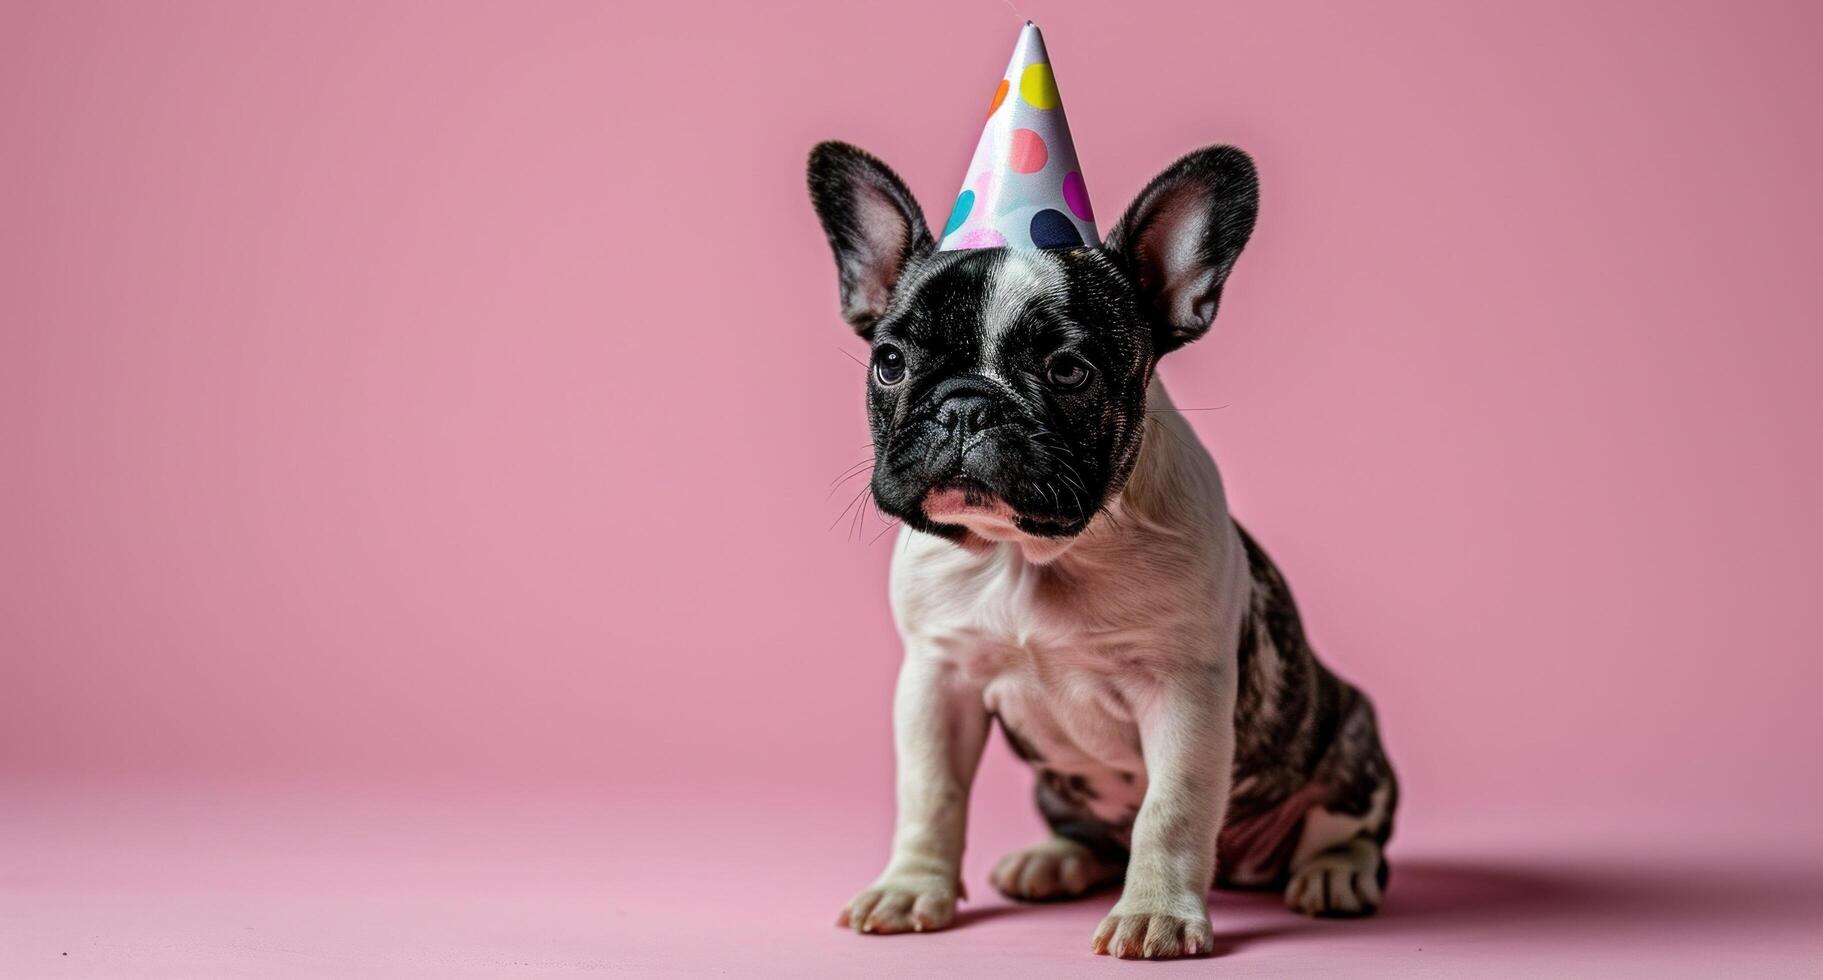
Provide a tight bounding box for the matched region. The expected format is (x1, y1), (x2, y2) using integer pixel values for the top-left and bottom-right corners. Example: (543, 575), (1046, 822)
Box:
(1062, 171), (1093, 222)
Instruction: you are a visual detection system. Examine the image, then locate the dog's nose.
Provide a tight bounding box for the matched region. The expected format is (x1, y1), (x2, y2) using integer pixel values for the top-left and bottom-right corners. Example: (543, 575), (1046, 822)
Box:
(936, 393), (994, 436)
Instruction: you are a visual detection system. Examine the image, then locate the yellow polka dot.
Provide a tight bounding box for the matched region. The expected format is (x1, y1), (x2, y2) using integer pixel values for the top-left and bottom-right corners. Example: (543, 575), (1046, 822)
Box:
(1019, 63), (1059, 110)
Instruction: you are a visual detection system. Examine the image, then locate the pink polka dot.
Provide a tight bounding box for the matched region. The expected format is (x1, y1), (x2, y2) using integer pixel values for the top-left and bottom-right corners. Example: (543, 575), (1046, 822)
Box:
(1062, 171), (1093, 221)
(1009, 129), (1048, 174)
(953, 228), (1007, 248)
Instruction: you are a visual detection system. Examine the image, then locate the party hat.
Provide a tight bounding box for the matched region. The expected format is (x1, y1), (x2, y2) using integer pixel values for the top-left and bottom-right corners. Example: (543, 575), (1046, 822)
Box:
(937, 22), (1097, 252)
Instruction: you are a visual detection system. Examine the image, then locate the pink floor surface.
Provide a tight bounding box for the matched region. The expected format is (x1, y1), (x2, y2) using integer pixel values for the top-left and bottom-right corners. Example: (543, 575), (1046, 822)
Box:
(6, 775), (1821, 979)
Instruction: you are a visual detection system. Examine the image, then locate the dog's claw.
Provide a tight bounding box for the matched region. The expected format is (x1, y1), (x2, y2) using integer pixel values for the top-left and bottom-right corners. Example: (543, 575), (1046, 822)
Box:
(1091, 899), (1214, 959)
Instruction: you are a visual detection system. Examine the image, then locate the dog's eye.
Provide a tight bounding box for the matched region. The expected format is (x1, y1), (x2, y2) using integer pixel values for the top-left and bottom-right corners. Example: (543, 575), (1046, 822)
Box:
(1045, 355), (1091, 390)
(872, 344), (907, 386)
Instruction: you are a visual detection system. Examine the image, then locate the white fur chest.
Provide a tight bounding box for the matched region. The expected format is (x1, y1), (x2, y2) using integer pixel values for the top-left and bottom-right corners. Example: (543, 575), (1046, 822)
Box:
(887, 526), (1235, 806)
(892, 535), (1062, 663)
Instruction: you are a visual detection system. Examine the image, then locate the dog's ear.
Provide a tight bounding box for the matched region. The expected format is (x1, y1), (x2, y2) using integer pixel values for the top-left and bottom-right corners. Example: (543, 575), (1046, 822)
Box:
(807, 141), (934, 337)
(1104, 146), (1259, 355)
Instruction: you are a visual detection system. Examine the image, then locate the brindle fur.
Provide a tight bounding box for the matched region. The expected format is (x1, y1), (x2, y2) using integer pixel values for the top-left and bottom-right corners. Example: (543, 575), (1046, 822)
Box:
(1009, 522), (1398, 892)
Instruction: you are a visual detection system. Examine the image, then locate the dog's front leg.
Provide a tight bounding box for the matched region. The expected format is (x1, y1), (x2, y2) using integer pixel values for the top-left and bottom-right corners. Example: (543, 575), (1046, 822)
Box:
(839, 647), (990, 935)
(1093, 663), (1237, 959)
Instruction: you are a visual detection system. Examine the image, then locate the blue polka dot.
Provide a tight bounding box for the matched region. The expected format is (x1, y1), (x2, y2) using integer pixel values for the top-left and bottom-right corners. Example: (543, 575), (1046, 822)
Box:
(1029, 208), (1083, 249)
(942, 190), (975, 238)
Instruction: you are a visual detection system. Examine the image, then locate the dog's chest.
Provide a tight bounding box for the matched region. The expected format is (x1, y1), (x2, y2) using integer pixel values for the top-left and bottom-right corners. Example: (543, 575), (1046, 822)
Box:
(983, 665), (1151, 828)
(892, 540), (1160, 823)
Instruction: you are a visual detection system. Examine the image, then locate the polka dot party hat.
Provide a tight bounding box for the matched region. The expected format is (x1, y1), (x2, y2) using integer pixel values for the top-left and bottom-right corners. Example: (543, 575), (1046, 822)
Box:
(938, 22), (1097, 252)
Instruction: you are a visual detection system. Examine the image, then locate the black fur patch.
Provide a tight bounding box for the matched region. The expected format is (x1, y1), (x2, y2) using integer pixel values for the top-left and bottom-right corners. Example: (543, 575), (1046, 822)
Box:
(859, 248), (1151, 540)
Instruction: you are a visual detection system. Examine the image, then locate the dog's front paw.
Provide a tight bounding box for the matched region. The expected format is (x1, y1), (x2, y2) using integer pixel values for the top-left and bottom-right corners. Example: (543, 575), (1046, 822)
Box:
(836, 871), (959, 935)
(1091, 893), (1214, 959)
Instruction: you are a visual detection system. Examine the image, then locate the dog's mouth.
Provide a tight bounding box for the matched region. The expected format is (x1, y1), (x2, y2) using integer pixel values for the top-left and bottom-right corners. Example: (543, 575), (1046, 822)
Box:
(921, 479), (1015, 523)
(921, 478), (1088, 543)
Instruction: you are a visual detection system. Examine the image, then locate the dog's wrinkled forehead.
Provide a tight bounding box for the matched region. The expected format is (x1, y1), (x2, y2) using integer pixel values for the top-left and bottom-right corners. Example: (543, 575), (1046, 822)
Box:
(880, 248), (1142, 365)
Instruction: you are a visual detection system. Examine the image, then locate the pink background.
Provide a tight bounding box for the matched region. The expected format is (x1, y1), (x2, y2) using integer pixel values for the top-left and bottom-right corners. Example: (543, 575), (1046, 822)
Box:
(4, 1), (1820, 976)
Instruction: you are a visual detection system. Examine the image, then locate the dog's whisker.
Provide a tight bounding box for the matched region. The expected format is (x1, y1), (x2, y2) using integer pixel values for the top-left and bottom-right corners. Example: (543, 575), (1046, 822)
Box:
(869, 517), (902, 546)
(826, 467), (874, 500)
(830, 484), (871, 532)
(828, 467), (873, 493)
(827, 456), (875, 489)
(850, 484), (876, 542)
(829, 455), (874, 477)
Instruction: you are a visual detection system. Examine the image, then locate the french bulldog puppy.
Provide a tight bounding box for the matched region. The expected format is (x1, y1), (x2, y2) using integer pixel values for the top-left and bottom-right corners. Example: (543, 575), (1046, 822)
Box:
(807, 142), (1397, 960)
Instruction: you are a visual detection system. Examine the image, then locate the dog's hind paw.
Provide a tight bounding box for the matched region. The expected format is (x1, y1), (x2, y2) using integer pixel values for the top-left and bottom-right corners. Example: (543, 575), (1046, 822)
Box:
(1285, 837), (1385, 917)
(990, 836), (1121, 901)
